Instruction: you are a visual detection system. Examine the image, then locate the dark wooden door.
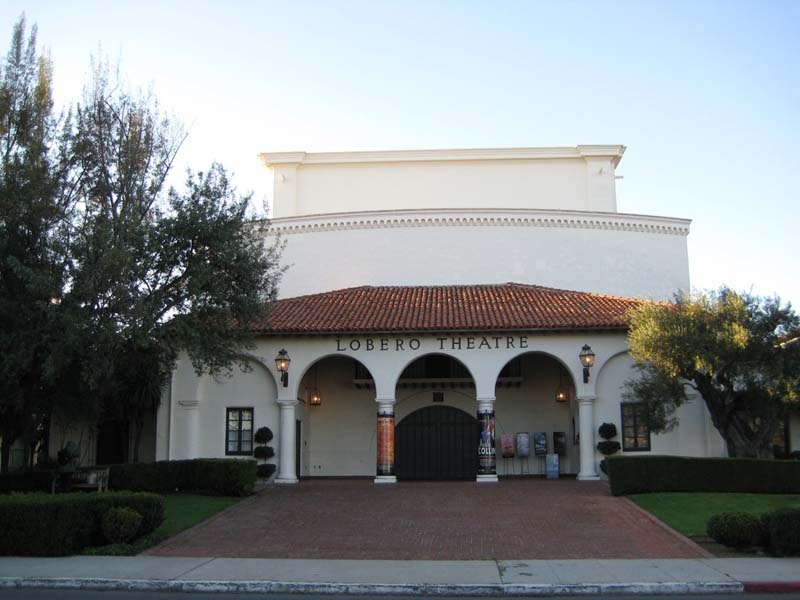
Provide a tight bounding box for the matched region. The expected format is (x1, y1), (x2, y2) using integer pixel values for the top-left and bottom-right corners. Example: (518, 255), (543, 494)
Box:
(396, 405), (478, 480)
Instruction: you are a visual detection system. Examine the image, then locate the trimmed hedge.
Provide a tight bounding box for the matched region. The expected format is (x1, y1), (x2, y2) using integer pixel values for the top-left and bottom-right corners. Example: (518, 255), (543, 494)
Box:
(707, 512), (763, 548)
(0, 470), (55, 493)
(109, 458), (257, 496)
(606, 455), (800, 496)
(0, 492), (164, 556)
(767, 508), (800, 556)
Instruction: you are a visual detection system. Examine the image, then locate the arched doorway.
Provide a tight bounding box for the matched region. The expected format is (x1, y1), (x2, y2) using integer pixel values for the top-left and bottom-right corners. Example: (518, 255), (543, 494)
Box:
(395, 405), (478, 480)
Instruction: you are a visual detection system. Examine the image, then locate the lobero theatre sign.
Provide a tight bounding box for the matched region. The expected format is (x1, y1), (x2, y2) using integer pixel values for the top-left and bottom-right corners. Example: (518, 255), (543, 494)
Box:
(335, 335), (530, 353)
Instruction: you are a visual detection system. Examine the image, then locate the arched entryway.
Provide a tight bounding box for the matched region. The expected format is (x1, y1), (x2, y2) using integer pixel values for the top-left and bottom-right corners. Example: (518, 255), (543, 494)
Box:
(395, 405), (478, 480)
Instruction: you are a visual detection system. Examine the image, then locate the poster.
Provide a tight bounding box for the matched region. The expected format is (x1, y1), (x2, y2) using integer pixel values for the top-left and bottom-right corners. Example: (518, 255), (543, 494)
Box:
(477, 410), (496, 475)
(376, 415), (395, 476)
(534, 431), (547, 456)
(500, 433), (515, 458)
(516, 432), (530, 458)
(546, 453), (560, 479)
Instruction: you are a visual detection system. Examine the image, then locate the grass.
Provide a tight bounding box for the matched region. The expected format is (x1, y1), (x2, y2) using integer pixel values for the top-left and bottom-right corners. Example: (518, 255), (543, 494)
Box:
(83, 493), (242, 556)
(630, 492), (800, 537)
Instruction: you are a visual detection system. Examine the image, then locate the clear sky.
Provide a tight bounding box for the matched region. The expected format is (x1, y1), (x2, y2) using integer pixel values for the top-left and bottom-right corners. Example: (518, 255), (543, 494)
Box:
(2, 1), (798, 307)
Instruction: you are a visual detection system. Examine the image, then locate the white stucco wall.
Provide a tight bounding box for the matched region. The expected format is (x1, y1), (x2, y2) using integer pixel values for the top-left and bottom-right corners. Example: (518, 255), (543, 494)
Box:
(262, 146), (624, 219)
(594, 352), (726, 474)
(268, 209), (690, 301)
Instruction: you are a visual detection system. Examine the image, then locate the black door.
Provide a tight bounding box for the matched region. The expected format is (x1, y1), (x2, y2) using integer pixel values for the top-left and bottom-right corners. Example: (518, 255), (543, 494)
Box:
(96, 419), (128, 465)
(395, 405), (478, 480)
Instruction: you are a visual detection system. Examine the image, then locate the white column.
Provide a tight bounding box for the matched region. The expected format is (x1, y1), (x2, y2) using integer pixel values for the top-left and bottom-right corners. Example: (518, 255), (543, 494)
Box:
(375, 398), (396, 484)
(577, 395), (599, 480)
(178, 400), (199, 459)
(276, 400), (298, 484)
(476, 397), (498, 482)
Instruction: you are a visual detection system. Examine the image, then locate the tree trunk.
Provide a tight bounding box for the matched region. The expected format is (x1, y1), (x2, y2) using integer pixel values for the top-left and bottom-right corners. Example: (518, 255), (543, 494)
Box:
(132, 419), (143, 463)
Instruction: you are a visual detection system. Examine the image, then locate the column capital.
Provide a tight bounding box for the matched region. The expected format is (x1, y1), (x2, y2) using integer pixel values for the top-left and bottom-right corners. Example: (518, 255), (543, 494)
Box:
(476, 396), (495, 413)
(374, 396), (396, 404)
(277, 399), (299, 407)
(577, 395), (597, 404)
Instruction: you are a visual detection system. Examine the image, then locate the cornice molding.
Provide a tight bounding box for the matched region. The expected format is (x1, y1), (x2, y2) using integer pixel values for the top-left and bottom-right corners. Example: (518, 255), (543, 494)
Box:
(259, 145), (626, 167)
(265, 208), (691, 237)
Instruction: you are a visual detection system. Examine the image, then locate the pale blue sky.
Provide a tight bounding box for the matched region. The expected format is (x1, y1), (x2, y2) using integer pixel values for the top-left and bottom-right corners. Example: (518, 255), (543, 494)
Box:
(3, 1), (798, 306)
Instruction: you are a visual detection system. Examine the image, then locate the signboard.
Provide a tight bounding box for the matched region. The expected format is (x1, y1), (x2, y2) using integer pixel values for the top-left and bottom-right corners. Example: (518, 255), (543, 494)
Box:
(553, 431), (566, 456)
(500, 434), (515, 458)
(546, 453), (560, 479)
(516, 432), (530, 458)
(477, 411), (496, 475)
(534, 432), (547, 456)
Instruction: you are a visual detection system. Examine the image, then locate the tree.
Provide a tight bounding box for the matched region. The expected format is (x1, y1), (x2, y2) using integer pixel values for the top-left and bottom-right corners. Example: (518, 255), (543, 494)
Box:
(624, 288), (800, 458)
(63, 64), (283, 461)
(0, 17), (73, 472)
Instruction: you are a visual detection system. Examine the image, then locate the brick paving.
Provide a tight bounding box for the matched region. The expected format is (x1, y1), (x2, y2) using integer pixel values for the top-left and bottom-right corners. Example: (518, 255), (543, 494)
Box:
(147, 479), (706, 560)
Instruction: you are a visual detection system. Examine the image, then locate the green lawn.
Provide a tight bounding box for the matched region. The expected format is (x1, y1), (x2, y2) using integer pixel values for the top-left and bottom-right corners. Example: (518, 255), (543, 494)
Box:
(83, 493), (242, 555)
(155, 494), (242, 538)
(630, 492), (800, 537)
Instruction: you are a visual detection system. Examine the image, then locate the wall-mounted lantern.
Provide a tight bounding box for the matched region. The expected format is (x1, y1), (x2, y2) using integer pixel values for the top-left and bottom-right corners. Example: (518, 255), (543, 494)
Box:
(309, 363), (322, 406)
(554, 363), (570, 402)
(275, 349), (290, 387)
(579, 344), (595, 383)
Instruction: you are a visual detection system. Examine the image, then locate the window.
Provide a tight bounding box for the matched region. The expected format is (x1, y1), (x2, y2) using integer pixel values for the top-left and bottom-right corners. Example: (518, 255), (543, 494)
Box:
(621, 403), (651, 451)
(226, 408), (253, 455)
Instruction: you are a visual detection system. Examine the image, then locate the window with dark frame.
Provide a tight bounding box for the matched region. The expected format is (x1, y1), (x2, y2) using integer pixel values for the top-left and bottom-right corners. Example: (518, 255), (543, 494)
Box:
(226, 407), (254, 455)
(621, 403), (651, 451)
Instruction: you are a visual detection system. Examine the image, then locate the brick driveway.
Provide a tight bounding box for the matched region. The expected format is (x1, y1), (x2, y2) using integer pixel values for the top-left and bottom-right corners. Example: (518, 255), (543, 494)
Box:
(147, 479), (706, 560)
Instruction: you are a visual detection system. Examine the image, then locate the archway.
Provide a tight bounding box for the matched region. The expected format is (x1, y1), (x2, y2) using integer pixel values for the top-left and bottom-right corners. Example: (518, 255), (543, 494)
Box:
(393, 354), (477, 480)
(298, 354), (377, 477)
(493, 352), (578, 475)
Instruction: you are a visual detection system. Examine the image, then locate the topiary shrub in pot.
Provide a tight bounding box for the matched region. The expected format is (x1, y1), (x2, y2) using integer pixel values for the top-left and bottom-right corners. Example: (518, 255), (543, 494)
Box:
(596, 422), (621, 456)
(253, 427), (275, 480)
(707, 511), (763, 549)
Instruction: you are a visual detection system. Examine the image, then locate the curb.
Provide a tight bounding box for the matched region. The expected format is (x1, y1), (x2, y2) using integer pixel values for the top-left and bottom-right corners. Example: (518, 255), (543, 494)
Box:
(744, 581), (800, 594)
(0, 577), (746, 596)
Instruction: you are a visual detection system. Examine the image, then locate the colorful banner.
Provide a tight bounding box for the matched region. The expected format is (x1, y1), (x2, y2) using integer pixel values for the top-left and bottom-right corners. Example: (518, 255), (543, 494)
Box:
(500, 433), (515, 458)
(377, 414), (395, 476)
(477, 410), (496, 475)
(534, 431), (548, 456)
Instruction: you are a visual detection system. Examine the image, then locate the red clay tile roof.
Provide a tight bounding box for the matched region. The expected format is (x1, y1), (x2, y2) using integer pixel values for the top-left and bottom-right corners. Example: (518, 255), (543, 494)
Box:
(255, 283), (650, 334)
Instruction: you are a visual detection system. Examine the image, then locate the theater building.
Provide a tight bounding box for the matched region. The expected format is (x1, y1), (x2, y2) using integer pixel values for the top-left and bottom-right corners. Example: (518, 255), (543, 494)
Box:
(139, 144), (759, 483)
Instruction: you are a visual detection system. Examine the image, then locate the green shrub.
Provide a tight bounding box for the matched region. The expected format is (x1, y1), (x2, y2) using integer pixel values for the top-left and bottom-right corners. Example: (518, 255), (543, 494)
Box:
(598, 422), (618, 440)
(597, 440), (621, 456)
(0, 492), (164, 556)
(766, 508), (800, 556)
(253, 446), (275, 460)
(257, 463), (276, 479)
(0, 470), (55, 493)
(254, 427), (273, 444)
(606, 455), (800, 496)
(102, 507), (142, 544)
(109, 459), (256, 496)
(707, 512), (763, 548)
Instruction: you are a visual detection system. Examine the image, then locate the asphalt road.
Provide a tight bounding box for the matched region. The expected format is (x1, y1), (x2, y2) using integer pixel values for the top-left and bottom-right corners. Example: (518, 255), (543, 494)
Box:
(1, 591), (800, 600)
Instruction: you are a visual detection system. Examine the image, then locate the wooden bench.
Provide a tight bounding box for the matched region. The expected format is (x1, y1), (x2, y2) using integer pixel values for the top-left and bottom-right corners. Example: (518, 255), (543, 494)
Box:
(70, 466), (110, 492)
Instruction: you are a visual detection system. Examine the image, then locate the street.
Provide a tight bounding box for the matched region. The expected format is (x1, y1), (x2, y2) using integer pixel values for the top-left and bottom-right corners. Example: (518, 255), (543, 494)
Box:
(1, 591), (800, 600)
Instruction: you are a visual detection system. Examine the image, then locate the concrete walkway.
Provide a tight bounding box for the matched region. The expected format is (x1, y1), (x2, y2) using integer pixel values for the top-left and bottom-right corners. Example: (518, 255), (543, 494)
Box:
(1, 556), (799, 595)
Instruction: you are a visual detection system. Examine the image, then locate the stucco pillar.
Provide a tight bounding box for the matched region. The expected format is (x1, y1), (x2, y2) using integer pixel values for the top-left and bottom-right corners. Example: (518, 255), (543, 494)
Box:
(476, 397), (497, 482)
(178, 400), (199, 459)
(375, 398), (396, 484)
(577, 395), (599, 480)
(276, 400), (298, 484)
